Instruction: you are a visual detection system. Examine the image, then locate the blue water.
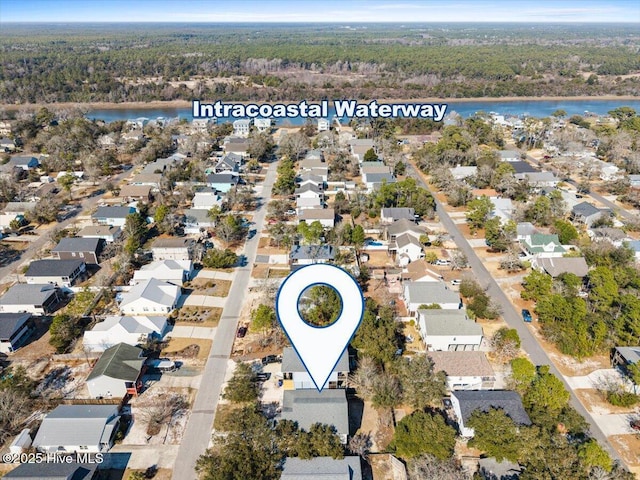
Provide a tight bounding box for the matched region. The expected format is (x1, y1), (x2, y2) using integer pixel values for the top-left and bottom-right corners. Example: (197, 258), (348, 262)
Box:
(367, 241), (384, 246)
(87, 99), (640, 124)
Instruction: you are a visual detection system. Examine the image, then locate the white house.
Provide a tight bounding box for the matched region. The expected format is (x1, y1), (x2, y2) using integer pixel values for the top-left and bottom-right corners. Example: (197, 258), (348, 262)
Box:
(0, 284), (61, 315)
(449, 165), (478, 181)
(519, 233), (566, 258)
(317, 118), (330, 132)
(417, 309), (483, 351)
(151, 237), (194, 261)
(254, 118), (271, 132)
(392, 234), (424, 266)
(32, 405), (120, 454)
(281, 347), (348, 390)
(427, 351), (495, 390)
(119, 278), (180, 315)
(191, 189), (223, 210)
(184, 209), (215, 235)
(132, 259), (192, 285)
(92, 206), (137, 228)
(77, 225), (122, 243)
(298, 208), (335, 229)
(450, 390), (531, 437)
(290, 245), (335, 268)
(86, 343), (146, 398)
(403, 281), (461, 314)
(83, 315), (168, 352)
(233, 119), (250, 137)
(24, 259), (86, 288)
(380, 207), (415, 224)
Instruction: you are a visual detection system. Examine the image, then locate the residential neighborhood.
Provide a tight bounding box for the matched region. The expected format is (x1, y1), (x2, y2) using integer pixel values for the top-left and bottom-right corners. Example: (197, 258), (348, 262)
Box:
(0, 101), (639, 480)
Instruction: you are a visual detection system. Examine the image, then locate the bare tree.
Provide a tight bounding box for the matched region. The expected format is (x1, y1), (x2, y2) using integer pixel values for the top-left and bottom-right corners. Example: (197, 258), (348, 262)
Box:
(408, 454), (470, 480)
(138, 393), (189, 436)
(348, 356), (380, 399)
(0, 390), (32, 444)
(348, 432), (372, 459)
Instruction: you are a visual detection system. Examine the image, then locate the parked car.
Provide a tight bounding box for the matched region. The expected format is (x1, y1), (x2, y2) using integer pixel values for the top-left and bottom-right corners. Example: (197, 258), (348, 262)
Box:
(236, 326), (248, 338)
(254, 372), (271, 382)
(522, 309), (533, 323)
(261, 355), (282, 365)
(435, 259), (451, 266)
(630, 419), (640, 431)
(285, 209), (296, 215)
(146, 358), (177, 372)
(450, 279), (462, 286)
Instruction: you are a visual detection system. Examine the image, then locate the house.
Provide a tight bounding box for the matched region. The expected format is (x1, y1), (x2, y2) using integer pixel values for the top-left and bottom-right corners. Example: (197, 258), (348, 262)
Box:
(281, 347), (348, 390)
(519, 233), (565, 258)
(0, 313), (32, 353)
(629, 174), (640, 188)
(92, 206), (136, 227)
(223, 137), (250, 157)
(391, 233), (424, 266)
(233, 119), (250, 137)
(122, 129), (144, 142)
(385, 218), (424, 242)
(133, 259), (192, 285)
(478, 457), (523, 480)
(349, 138), (375, 162)
(290, 245), (335, 268)
(86, 343), (146, 398)
(299, 155), (325, 171)
(254, 118), (271, 132)
(0, 284), (61, 315)
(534, 256), (589, 278)
(490, 197), (514, 224)
(7, 156), (38, 171)
(130, 172), (161, 188)
(297, 173), (324, 190)
(295, 184), (324, 210)
(119, 278), (180, 315)
(298, 208), (335, 229)
(214, 153), (242, 173)
(205, 172), (239, 193)
(380, 207), (415, 224)
(417, 309), (483, 351)
(516, 222), (538, 241)
(281, 457), (362, 480)
(309, 166), (329, 182)
(360, 161), (391, 176)
(184, 209), (215, 234)
(296, 196), (323, 210)
(0, 137), (16, 151)
(403, 281), (461, 314)
(499, 150), (520, 162)
(83, 315), (168, 352)
(402, 259), (443, 283)
(427, 351), (495, 390)
(600, 163), (621, 181)
(118, 184), (152, 202)
(24, 259), (86, 288)
(626, 240), (640, 261)
(519, 171), (559, 188)
(32, 182), (58, 201)
(191, 188), (224, 210)
(571, 202), (610, 227)
(450, 390), (531, 437)
(363, 172), (395, 192)
(280, 389), (349, 444)
(1, 462), (98, 480)
(450, 165), (478, 180)
(611, 347), (640, 386)
(77, 225), (122, 243)
(2, 202), (37, 217)
(98, 133), (118, 148)
(588, 227), (628, 246)
(51, 237), (103, 265)
(317, 118), (330, 132)
(508, 161), (537, 175)
(32, 404), (120, 453)
(151, 237), (194, 261)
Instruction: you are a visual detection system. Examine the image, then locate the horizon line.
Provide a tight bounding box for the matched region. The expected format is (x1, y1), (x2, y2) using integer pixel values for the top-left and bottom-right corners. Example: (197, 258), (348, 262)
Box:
(2, 20), (639, 24)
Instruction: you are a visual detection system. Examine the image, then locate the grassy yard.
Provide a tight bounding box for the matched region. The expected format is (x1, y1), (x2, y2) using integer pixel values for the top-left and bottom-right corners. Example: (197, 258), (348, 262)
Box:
(187, 278), (232, 297)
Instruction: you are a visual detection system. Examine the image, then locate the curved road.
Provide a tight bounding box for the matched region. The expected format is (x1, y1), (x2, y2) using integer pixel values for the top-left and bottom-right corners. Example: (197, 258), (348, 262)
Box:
(406, 163), (621, 463)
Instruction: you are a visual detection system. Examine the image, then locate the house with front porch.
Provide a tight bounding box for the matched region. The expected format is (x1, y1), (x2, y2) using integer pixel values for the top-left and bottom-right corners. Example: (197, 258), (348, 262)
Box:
(86, 343), (146, 399)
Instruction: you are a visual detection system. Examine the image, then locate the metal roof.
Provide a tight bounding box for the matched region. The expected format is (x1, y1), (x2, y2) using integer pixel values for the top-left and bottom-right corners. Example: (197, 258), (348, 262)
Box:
(418, 309), (482, 336)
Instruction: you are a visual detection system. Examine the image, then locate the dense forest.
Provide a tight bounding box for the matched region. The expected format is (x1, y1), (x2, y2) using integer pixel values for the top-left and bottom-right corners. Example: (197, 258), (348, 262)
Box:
(1, 23), (639, 104)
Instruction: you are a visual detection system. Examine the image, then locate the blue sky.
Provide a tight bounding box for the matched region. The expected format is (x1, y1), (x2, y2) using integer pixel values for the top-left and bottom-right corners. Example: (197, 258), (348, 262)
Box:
(1, 0), (638, 23)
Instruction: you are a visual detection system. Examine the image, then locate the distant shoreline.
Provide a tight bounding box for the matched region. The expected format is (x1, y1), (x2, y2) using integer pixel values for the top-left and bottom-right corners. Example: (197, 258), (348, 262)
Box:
(2, 95), (640, 112)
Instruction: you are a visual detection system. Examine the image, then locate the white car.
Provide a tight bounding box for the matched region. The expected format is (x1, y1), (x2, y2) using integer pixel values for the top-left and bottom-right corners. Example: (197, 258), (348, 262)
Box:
(451, 279), (462, 286)
(435, 259), (451, 266)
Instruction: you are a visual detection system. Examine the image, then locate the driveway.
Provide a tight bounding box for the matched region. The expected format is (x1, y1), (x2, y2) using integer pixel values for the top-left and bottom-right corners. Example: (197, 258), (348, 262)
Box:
(179, 294), (226, 308)
(192, 269), (235, 281)
(170, 325), (217, 340)
(565, 369), (630, 391)
(591, 414), (638, 436)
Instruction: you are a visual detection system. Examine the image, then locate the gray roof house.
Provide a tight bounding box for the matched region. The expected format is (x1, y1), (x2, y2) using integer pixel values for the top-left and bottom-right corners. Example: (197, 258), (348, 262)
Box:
(1, 462), (97, 480)
(290, 245), (335, 269)
(92, 206), (136, 227)
(0, 312), (32, 353)
(403, 281), (461, 314)
(32, 404), (120, 453)
(119, 278), (180, 315)
(77, 225), (122, 243)
(86, 343), (146, 399)
(214, 153), (242, 173)
(534, 256), (589, 278)
(280, 389), (349, 444)
(478, 457), (522, 480)
(282, 347), (348, 390)
(385, 218), (424, 241)
(24, 259), (86, 288)
(417, 309), (483, 352)
(451, 390), (531, 437)
(281, 456), (362, 480)
(571, 202), (610, 227)
(7, 156), (39, 171)
(380, 207), (416, 224)
(611, 346), (640, 370)
(363, 172), (395, 192)
(52, 237), (103, 265)
(0, 284), (61, 315)
(83, 315), (168, 352)
(205, 172), (239, 193)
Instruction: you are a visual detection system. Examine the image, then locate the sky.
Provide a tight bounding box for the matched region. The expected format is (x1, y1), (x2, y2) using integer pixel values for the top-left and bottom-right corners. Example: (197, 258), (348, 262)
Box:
(0, 0), (639, 23)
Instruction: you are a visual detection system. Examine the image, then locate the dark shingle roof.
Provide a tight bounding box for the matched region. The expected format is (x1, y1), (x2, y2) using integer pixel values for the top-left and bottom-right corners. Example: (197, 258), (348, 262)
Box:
(52, 237), (101, 254)
(0, 312), (30, 340)
(2, 462), (97, 480)
(453, 390), (531, 426)
(25, 259), (84, 277)
(572, 202), (601, 217)
(86, 343), (145, 381)
(0, 284), (58, 306)
(93, 206), (136, 219)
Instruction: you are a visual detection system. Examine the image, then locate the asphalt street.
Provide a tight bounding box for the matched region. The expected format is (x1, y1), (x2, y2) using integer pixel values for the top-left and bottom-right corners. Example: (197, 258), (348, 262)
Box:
(171, 163), (278, 480)
(406, 163), (621, 462)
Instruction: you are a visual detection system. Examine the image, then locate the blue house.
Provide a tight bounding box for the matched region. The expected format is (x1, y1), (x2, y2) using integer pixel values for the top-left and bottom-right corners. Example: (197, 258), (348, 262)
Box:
(206, 173), (239, 193)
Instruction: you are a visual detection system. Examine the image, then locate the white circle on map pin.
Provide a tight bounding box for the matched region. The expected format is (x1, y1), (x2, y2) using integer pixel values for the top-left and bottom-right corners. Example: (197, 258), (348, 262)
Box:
(276, 263), (365, 392)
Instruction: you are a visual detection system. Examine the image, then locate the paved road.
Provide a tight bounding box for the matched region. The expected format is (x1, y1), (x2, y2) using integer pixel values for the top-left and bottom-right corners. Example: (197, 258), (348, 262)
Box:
(526, 154), (638, 222)
(0, 169), (133, 282)
(406, 163), (621, 462)
(172, 162), (278, 480)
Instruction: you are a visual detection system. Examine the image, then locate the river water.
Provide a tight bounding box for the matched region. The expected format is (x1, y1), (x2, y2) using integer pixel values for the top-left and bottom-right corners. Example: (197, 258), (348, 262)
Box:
(87, 99), (640, 124)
